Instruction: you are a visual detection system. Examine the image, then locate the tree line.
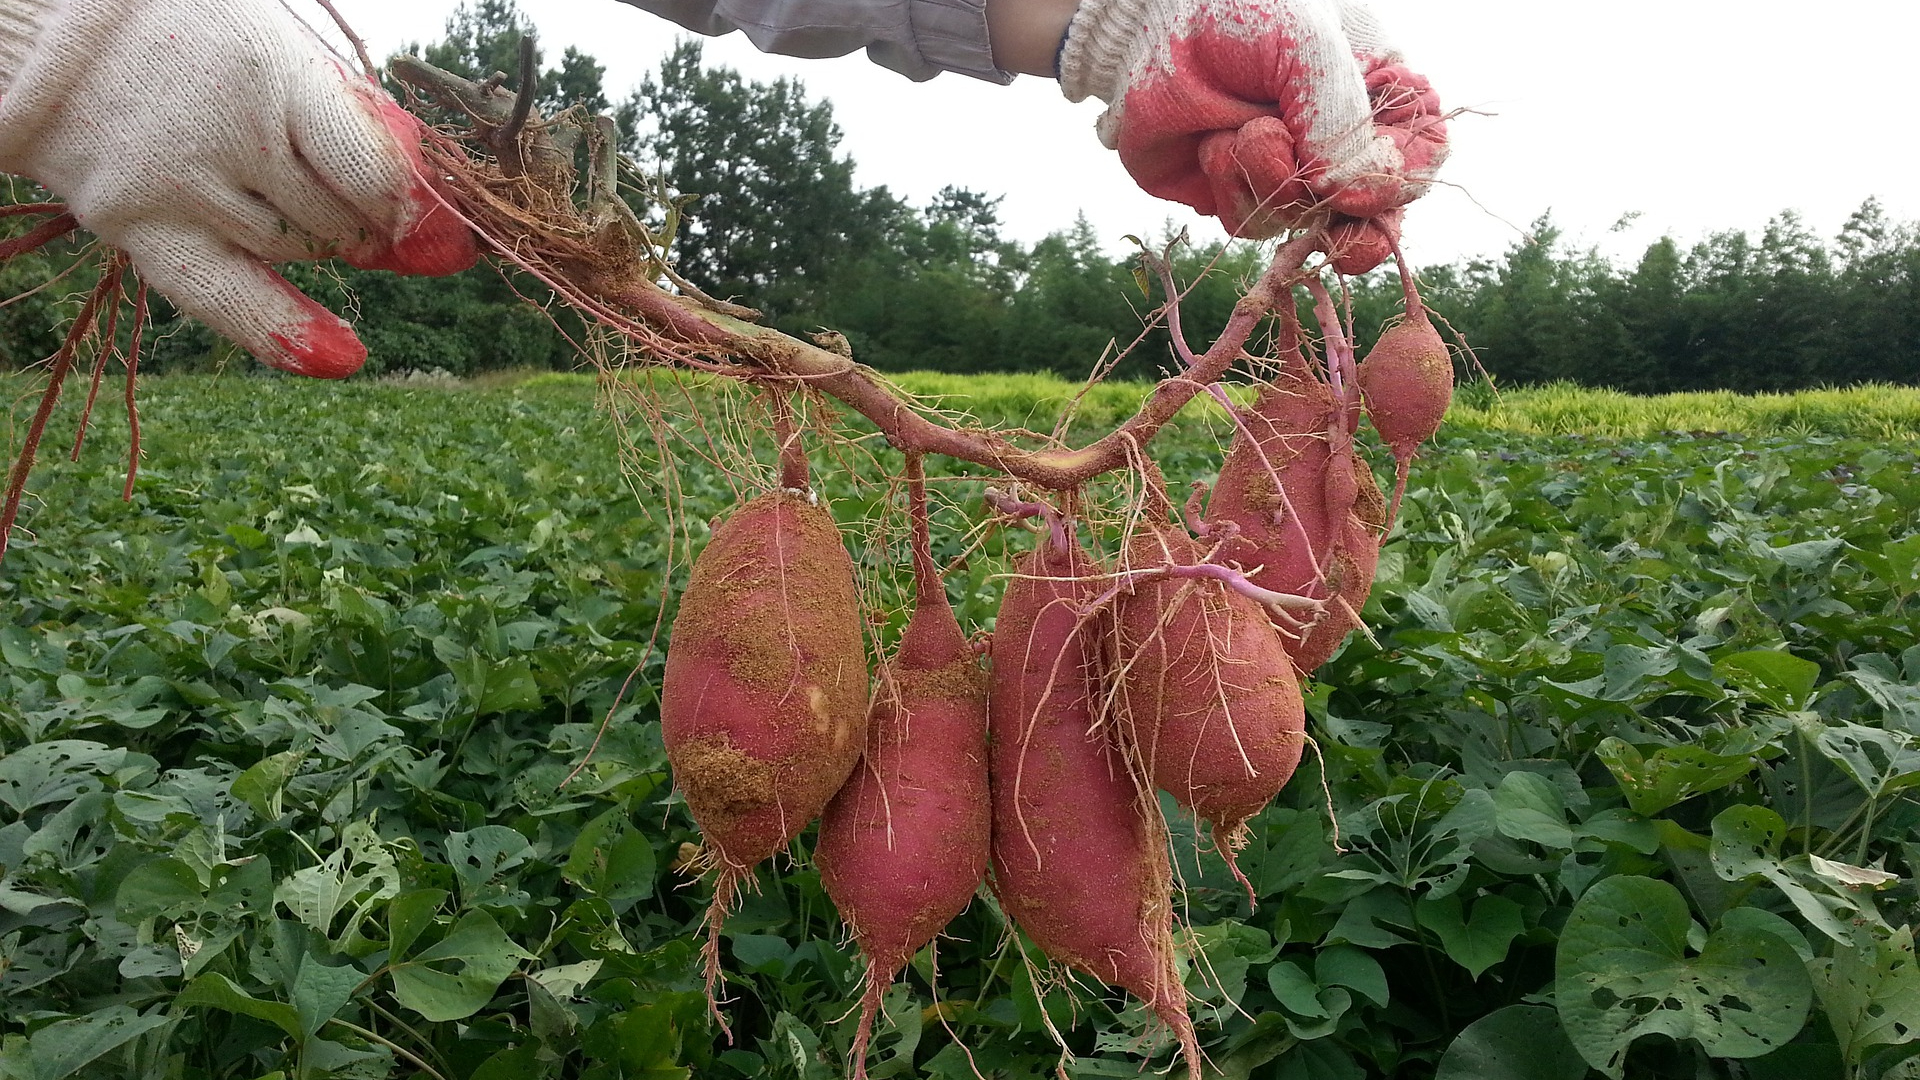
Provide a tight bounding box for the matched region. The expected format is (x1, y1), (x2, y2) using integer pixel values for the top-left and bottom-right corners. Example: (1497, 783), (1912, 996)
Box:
(2, 0), (1915, 393)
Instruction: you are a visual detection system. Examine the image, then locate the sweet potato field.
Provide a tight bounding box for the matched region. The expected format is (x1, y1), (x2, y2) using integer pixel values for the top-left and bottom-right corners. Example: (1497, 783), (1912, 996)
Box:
(4, 373), (1920, 1080)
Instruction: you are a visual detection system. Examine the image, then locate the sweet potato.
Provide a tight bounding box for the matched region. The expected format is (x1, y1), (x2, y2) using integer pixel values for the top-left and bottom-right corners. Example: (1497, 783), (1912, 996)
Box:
(988, 526), (1199, 1073)
(1358, 305), (1451, 526)
(817, 466), (989, 1080)
(1116, 516), (1306, 895)
(1358, 309), (1451, 454)
(1206, 357), (1386, 675)
(660, 490), (869, 1018)
(1287, 467), (1386, 674)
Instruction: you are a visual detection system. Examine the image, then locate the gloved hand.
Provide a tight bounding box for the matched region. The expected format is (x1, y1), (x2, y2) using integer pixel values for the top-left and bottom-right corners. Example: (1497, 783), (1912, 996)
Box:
(0, 0), (477, 377)
(1059, 0), (1447, 273)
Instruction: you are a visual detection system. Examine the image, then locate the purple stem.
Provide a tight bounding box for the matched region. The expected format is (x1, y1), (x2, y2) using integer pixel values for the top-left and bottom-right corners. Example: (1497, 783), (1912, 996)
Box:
(1082, 561), (1323, 619)
(985, 487), (1068, 553)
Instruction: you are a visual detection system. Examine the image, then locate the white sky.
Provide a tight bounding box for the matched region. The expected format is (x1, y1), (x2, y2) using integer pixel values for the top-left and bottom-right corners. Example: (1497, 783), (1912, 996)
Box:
(323, 0), (1920, 269)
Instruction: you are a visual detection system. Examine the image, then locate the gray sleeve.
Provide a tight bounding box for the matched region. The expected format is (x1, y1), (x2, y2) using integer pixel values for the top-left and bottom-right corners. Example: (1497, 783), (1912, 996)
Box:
(616, 0), (1012, 84)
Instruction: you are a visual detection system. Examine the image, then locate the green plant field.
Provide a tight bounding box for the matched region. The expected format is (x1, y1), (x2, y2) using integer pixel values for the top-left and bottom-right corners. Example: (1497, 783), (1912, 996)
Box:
(3, 374), (1919, 1080)
(516, 370), (1920, 440)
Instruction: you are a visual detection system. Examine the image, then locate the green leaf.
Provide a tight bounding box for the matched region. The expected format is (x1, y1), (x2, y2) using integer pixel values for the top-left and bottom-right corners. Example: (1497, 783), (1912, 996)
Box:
(1710, 805), (1879, 943)
(1556, 875), (1813, 1078)
(18, 1006), (172, 1080)
(1717, 650), (1822, 711)
(1435, 1004), (1589, 1080)
(1323, 889), (1416, 949)
(1806, 720), (1920, 798)
(231, 751), (304, 822)
(1813, 926), (1920, 1067)
(1594, 737), (1759, 816)
(471, 1045), (544, 1080)
(1874, 534), (1920, 594)
(732, 934), (792, 974)
(479, 658), (543, 715)
(1266, 962), (1325, 1018)
(1314, 946), (1388, 1008)
(563, 809), (657, 901)
(1415, 893), (1525, 979)
(1492, 771), (1574, 849)
(1264, 962), (1350, 1040)
(389, 910), (533, 1022)
(446, 825), (533, 902)
(0, 741), (128, 813)
(114, 858), (204, 922)
(290, 956), (365, 1039)
(1170, 1013), (1294, 1080)
(387, 889), (447, 961)
(177, 973), (303, 1041)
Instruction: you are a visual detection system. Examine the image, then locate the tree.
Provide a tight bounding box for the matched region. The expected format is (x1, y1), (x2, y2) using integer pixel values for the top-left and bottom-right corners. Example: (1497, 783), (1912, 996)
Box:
(626, 41), (897, 322)
(404, 0), (611, 115)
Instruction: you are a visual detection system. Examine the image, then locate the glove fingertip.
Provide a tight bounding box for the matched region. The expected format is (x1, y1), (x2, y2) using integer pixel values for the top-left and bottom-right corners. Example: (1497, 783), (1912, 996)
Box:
(267, 310), (369, 379)
(1324, 213), (1399, 276)
(348, 195), (479, 276)
(339, 87), (481, 277)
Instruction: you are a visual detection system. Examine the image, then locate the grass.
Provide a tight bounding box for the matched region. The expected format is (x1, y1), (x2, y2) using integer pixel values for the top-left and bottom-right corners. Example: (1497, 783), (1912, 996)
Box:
(1444, 380), (1920, 440)
(16, 368), (1920, 442)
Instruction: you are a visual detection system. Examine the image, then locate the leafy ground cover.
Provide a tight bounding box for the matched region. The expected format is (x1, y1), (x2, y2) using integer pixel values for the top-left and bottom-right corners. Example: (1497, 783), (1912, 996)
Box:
(3, 374), (1918, 1080)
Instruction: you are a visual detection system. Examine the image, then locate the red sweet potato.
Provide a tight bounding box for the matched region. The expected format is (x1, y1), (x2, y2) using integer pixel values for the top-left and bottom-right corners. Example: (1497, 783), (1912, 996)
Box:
(1115, 517), (1306, 895)
(1287, 469), (1386, 674)
(1358, 305), (1452, 527)
(987, 528), (1199, 1074)
(1358, 308), (1451, 454)
(1206, 357), (1386, 676)
(1206, 357), (1341, 601)
(661, 490), (870, 1018)
(817, 469), (989, 1080)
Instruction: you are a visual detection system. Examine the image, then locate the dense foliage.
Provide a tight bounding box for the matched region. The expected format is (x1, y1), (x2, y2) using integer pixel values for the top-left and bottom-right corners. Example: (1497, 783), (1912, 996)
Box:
(3, 374), (1918, 1080)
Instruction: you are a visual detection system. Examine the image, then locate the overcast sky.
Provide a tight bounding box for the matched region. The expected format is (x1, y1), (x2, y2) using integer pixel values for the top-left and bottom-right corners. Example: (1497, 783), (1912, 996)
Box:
(324, 0), (1920, 270)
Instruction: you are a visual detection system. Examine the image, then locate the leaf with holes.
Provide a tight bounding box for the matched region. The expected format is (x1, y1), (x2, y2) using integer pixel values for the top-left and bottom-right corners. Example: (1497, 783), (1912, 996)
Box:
(1555, 875), (1812, 1078)
(0, 741), (133, 814)
(1595, 738), (1762, 817)
(1710, 804), (1884, 943)
(1813, 925), (1920, 1068)
(14, 1005), (174, 1080)
(1803, 719), (1920, 799)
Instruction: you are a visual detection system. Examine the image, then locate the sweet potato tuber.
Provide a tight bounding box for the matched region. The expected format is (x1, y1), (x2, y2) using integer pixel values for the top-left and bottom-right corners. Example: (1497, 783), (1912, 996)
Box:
(1116, 511), (1306, 897)
(987, 522), (1199, 1074)
(661, 490), (870, 1022)
(1206, 352), (1385, 676)
(817, 464), (989, 1079)
(1358, 303), (1451, 527)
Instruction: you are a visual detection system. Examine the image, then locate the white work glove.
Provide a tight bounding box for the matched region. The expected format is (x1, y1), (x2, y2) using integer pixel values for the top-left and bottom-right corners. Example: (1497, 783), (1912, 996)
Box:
(1059, 0), (1448, 273)
(0, 0), (477, 377)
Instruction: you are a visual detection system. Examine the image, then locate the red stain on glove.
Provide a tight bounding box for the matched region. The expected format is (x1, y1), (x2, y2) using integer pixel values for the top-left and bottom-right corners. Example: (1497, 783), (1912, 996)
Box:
(345, 91), (479, 278)
(265, 274), (369, 379)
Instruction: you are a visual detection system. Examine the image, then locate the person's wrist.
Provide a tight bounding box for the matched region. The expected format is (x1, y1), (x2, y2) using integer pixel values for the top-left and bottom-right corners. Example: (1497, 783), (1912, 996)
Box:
(985, 0), (1082, 78)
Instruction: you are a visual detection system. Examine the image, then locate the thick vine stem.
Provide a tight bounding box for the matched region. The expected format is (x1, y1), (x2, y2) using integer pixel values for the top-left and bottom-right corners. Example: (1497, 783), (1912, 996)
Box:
(390, 56), (1324, 491)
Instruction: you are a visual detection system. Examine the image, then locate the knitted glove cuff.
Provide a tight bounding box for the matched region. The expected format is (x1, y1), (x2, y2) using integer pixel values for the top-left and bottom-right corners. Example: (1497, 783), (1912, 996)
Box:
(0, 0), (62, 91)
(1059, 0), (1155, 105)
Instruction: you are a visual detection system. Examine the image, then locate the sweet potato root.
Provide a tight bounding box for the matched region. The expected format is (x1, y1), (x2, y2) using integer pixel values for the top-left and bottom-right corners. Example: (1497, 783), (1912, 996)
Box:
(661, 490), (869, 1022)
(987, 524), (1199, 1073)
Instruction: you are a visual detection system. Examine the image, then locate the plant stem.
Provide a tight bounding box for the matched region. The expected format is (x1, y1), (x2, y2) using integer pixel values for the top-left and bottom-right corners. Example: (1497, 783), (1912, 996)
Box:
(325, 1018), (449, 1080)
